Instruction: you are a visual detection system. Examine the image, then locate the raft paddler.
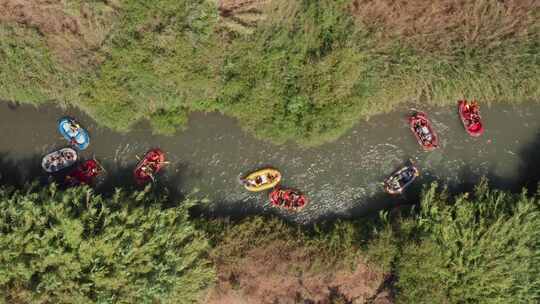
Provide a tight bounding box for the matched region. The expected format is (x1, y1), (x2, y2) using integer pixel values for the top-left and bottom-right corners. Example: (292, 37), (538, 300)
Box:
(252, 173), (271, 186)
(66, 122), (79, 137)
(140, 165), (155, 182)
(82, 161), (99, 176)
(239, 178), (254, 187)
(414, 121), (432, 144)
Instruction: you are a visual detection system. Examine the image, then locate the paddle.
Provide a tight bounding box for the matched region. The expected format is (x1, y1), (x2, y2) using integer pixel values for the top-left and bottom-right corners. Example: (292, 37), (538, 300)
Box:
(135, 156), (170, 167)
(149, 172), (156, 183)
(237, 175), (247, 186)
(93, 157), (107, 174)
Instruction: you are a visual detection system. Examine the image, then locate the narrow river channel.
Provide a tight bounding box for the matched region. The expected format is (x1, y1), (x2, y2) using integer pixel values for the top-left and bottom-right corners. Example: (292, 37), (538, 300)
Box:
(0, 102), (539, 223)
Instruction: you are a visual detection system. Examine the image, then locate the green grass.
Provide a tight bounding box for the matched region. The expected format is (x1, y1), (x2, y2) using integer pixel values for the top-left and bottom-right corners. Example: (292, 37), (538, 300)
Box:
(0, 25), (75, 103)
(0, 0), (538, 145)
(78, 0), (221, 131)
(373, 37), (540, 108)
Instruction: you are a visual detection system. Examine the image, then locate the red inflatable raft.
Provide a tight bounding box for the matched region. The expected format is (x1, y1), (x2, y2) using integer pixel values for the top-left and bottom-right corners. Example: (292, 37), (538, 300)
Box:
(409, 112), (439, 151)
(269, 187), (308, 211)
(458, 100), (484, 137)
(134, 148), (166, 185)
(65, 159), (101, 187)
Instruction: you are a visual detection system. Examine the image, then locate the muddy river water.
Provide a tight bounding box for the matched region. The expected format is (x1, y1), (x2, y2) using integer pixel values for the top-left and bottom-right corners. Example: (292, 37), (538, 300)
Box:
(0, 102), (539, 223)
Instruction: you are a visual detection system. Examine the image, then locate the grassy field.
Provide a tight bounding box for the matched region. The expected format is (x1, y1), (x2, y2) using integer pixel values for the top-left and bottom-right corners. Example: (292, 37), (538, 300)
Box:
(0, 0), (538, 144)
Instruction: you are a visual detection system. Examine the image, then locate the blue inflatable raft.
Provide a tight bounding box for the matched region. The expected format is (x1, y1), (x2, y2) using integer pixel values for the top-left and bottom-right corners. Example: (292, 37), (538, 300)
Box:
(58, 117), (90, 150)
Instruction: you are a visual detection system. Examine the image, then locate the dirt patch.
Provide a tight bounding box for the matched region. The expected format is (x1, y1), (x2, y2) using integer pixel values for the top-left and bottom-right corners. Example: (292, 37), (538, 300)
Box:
(350, 0), (540, 52)
(205, 239), (387, 304)
(0, 0), (118, 67)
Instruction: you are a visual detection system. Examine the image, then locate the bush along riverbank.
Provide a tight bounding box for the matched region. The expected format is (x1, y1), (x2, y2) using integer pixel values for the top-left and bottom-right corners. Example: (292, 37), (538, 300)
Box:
(0, 179), (538, 303)
(1, 0), (539, 145)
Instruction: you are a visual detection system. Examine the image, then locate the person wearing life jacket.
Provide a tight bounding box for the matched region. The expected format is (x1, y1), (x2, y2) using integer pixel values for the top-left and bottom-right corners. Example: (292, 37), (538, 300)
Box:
(464, 100), (480, 126)
(283, 191), (291, 202)
(84, 160), (99, 177)
(150, 151), (159, 161)
(67, 123), (79, 137)
(415, 120), (432, 144)
(470, 100), (479, 113)
(243, 178), (257, 187)
(284, 197), (292, 208)
(270, 190), (280, 206)
(65, 121), (79, 145)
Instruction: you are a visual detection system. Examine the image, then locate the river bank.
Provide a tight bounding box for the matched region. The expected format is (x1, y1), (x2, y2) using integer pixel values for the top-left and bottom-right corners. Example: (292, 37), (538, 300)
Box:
(1, 101), (539, 223)
(1, 177), (538, 303)
(1, 1), (538, 145)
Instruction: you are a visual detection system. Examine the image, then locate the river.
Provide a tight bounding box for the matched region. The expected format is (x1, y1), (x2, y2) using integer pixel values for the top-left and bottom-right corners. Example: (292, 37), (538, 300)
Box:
(0, 102), (539, 223)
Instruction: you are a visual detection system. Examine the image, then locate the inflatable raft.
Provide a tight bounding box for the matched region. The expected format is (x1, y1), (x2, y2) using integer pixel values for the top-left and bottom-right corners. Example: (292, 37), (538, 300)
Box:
(458, 100), (484, 137)
(58, 117), (90, 150)
(134, 148), (166, 185)
(65, 159), (101, 187)
(409, 112), (439, 151)
(269, 187), (308, 211)
(42, 148), (78, 173)
(240, 168), (281, 192)
(383, 164), (419, 195)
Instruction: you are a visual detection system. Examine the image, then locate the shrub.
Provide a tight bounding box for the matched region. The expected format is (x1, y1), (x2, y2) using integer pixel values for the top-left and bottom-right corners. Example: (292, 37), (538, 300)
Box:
(395, 181), (540, 303)
(0, 184), (214, 303)
(216, 0), (378, 145)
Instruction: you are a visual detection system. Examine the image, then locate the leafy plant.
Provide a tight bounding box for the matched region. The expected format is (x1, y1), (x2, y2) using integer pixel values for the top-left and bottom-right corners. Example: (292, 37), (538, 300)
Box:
(395, 181), (540, 303)
(0, 184), (215, 303)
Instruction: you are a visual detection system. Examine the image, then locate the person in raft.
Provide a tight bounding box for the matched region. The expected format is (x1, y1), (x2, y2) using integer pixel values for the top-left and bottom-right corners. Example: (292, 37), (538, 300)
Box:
(66, 121), (83, 146)
(464, 101), (480, 125)
(414, 120), (432, 144)
(242, 172), (277, 187)
(141, 152), (163, 179)
(83, 161), (99, 176)
(66, 121), (80, 137)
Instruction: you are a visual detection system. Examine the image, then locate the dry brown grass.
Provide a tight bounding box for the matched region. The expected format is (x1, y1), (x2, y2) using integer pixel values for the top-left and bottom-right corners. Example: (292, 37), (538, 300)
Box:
(217, 0), (271, 34)
(0, 0), (118, 68)
(205, 239), (386, 304)
(350, 0), (540, 53)
(218, 0), (270, 15)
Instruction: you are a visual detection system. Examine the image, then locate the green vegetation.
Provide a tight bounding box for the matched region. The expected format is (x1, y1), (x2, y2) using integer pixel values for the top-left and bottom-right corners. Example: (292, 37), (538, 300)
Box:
(0, 180), (537, 303)
(217, 0), (379, 144)
(0, 185), (214, 303)
(206, 180), (540, 303)
(1, 0), (538, 144)
(392, 181), (540, 303)
(80, 0), (221, 131)
(0, 24), (73, 103)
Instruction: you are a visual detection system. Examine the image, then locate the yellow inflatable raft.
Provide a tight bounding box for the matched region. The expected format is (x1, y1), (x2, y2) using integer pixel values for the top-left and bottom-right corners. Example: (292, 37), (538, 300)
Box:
(241, 168), (281, 192)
